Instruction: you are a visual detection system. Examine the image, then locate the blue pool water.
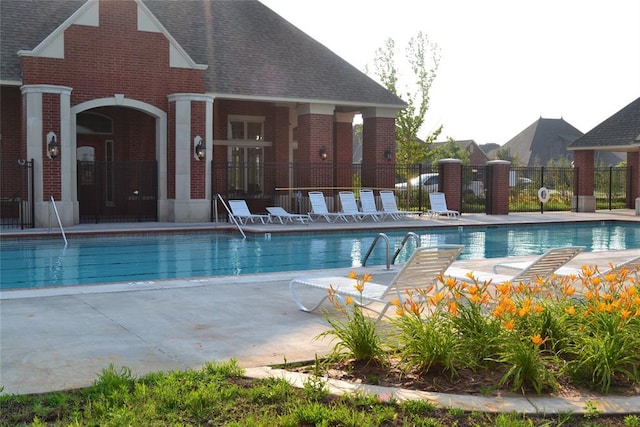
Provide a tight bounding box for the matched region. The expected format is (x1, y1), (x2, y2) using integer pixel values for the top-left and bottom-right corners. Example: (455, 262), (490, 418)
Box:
(1, 221), (639, 290)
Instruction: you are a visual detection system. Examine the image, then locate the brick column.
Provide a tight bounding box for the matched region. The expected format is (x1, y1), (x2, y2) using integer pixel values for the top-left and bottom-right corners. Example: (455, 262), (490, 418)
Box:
(361, 107), (397, 190)
(627, 151), (640, 208)
(21, 84), (74, 227)
(571, 149), (595, 212)
(296, 103), (334, 194)
(486, 160), (510, 215)
(437, 159), (462, 212)
(168, 93), (213, 222)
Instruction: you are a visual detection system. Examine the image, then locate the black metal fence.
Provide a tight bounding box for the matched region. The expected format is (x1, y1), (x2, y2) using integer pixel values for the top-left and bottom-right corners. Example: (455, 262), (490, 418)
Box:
(78, 161), (158, 223)
(594, 166), (628, 209)
(0, 159), (34, 229)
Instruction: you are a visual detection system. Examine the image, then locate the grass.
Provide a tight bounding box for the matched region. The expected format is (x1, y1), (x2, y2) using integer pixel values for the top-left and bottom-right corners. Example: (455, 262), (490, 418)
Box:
(1, 359), (638, 426)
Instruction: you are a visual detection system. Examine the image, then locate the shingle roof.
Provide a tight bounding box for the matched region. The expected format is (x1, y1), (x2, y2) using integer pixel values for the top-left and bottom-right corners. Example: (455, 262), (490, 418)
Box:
(501, 117), (584, 166)
(1, 0), (405, 110)
(568, 97), (640, 152)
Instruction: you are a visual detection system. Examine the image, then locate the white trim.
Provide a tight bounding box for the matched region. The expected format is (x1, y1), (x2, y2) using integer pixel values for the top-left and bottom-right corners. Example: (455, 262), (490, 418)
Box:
(134, 0), (207, 70)
(18, 0), (99, 59)
(213, 139), (272, 147)
(227, 114), (265, 122)
(567, 144), (640, 152)
(71, 96), (168, 207)
(209, 92), (406, 110)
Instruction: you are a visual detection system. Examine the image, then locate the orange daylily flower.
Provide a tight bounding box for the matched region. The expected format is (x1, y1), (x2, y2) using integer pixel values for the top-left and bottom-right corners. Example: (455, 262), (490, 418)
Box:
(503, 319), (515, 330)
(531, 334), (547, 346)
(566, 305), (576, 315)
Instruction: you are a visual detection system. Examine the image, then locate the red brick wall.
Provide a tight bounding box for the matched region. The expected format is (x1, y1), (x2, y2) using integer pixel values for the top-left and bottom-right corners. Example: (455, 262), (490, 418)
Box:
(362, 116), (395, 189)
(487, 161), (510, 215)
(20, 0), (205, 111)
(297, 113), (333, 190)
(438, 161), (462, 211)
(627, 151), (639, 205)
(0, 87), (24, 198)
(42, 93), (61, 200)
(573, 150), (594, 196)
(191, 101), (206, 199)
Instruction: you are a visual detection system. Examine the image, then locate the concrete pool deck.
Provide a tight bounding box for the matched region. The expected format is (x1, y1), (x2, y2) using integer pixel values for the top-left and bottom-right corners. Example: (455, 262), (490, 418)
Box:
(1, 210), (640, 414)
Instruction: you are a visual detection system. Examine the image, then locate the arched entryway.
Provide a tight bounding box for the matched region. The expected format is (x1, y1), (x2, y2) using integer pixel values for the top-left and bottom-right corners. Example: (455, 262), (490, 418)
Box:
(71, 97), (167, 222)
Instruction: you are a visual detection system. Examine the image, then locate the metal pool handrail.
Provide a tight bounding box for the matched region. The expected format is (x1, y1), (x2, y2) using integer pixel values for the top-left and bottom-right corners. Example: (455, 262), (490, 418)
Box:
(49, 196), (68, 247)
(216, 194), (246, 239)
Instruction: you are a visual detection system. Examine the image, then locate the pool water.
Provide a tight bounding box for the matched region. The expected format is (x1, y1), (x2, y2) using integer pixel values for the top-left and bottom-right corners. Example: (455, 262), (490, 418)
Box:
(1, 221), (638, 290)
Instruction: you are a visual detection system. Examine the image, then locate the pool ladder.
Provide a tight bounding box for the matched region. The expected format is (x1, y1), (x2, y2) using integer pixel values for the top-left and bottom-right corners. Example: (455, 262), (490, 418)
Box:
(362, 232), (420, 270)
(216, 194), (246, 239)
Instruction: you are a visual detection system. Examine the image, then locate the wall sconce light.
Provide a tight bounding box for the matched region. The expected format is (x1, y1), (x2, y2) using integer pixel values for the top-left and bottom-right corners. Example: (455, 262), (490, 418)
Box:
(384, 149), (393, 161)
(319, 147), (327, 161)
(193, 135), (205, 161)
(47, 131), (59, 160)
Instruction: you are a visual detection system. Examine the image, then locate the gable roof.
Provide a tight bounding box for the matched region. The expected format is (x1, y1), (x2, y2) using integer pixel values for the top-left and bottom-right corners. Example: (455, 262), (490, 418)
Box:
(568, 97), (640, 152)
(1, 0), (405, 111)
(500, 117), (584, 166)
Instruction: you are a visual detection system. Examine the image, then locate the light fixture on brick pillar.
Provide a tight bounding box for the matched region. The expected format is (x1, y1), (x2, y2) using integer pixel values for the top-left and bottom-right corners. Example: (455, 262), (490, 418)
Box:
(193, 135), (205, 161)
(384, 149), (393, 161)
(319, 147), (327, 160)
(47, 131), (59, 160)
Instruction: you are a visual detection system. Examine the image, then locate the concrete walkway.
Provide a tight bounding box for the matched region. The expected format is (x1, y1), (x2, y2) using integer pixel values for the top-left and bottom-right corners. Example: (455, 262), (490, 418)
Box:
(1, 211), (639, 414)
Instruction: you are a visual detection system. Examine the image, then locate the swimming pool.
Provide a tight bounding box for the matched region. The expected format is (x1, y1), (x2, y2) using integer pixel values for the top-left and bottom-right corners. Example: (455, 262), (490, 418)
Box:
(1, 221), (639, 290)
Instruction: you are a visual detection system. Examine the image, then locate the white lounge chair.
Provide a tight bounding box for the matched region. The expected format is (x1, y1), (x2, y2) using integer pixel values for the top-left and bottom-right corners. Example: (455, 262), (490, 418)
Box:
(308, 191), (348, 222)
(379, 190), (422, 220)
(266, 207), (312, 224)
(359, 189), (386, 221)
(428, 192), (459, 219)
(492, 254), (640, 279)
(445, 246), (585, 285)
(290, 245), (464, 321)
(228, 200), (270, 225)
(338, 191), (380, 222)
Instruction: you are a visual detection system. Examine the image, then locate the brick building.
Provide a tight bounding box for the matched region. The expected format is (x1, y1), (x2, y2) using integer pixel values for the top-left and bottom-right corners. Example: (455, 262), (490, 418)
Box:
(0, 0), (405, 226)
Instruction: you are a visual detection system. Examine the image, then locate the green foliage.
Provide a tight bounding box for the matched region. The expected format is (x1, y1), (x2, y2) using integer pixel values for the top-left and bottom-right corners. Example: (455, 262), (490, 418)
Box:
(316, 273), (388, 363)
(370, 32), (442, 165)
(495, 332), (558, 394)
(429, 138), (470, 165)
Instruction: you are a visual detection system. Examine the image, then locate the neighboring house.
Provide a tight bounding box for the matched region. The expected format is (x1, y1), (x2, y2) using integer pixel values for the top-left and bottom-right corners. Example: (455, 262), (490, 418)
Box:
(431, 139), (490, 166)
(569, 96), (640, 210)
(497, 117), (624, 167)
(0, 0), (405, 227)
(499, 117), (580, 166)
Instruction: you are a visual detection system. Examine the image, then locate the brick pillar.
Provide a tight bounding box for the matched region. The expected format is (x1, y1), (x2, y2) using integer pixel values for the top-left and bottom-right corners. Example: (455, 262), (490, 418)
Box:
(21, 84), (74, 227)
(296, 103), (334, 194)
(438, 159), (462, 212)
(627, 151), (640, 208)
(361, 107), (397, 190)
(168, 93), (213, 222)
(572, 149), (595, 212)
(486, 160), (510, 215)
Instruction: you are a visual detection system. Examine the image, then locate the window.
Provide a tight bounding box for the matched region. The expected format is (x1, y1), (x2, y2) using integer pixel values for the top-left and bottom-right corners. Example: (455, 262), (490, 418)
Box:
(77, 112), (113, 134)
(227, 116), (265, 195)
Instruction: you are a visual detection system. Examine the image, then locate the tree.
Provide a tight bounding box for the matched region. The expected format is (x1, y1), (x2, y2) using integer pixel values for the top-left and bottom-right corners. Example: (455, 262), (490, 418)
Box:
(430, 138), (470, 165)
(496, 146), (522, 166)
(369, 32), (442, 166)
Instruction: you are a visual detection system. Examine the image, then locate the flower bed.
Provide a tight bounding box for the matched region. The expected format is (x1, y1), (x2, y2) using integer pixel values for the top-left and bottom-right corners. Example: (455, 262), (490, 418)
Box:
(315, 267), (640, 395)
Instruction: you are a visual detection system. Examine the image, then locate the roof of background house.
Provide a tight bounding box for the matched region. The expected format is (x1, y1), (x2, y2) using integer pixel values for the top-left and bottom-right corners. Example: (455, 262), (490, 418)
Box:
(500, 117), (584, 166)
(0, 0), (405, 111)
(568, 97), (640, 152)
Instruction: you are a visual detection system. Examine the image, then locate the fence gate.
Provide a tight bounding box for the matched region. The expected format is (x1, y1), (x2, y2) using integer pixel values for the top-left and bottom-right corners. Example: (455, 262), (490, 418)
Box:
(78, 161), (157, 223)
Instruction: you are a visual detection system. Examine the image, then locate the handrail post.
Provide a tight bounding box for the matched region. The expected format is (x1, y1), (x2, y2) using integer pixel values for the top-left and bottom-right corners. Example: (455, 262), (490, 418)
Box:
(49, 196), (68, 247)
(216, 193), (246, 239)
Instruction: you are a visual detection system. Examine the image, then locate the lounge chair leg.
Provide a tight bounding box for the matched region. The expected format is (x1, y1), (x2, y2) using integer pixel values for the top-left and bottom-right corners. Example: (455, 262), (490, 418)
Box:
(289, 280), (330, 312)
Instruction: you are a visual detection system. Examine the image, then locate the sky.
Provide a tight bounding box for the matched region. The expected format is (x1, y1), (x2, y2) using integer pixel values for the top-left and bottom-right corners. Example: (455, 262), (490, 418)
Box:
(260, 0), (640, 146)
